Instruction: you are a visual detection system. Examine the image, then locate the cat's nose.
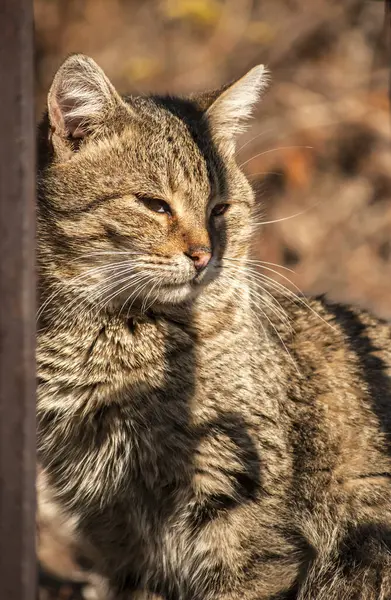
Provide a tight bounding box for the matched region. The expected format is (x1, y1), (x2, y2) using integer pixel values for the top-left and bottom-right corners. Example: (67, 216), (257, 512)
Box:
(186, 248), (212, 272)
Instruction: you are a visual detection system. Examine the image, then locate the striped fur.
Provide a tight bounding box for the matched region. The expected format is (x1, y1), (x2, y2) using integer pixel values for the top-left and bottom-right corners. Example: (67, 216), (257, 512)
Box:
(37, 55), (391, 599)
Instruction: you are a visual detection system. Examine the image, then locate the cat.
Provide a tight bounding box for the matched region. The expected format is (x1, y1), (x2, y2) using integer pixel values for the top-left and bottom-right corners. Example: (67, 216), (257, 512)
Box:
(37, 54), (391, 600)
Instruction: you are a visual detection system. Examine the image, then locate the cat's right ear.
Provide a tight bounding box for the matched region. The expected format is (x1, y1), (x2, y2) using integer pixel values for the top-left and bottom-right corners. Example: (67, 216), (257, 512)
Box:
(47, 54), (126, 156)
(196, 66), (269, 157)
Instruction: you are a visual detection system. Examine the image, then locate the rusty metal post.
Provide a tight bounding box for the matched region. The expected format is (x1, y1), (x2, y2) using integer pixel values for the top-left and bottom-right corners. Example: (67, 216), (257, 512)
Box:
(0, 0), (36, 598)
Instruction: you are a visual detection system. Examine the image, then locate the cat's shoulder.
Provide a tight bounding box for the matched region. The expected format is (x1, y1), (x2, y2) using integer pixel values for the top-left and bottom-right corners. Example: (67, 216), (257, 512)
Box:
(286, 294), (391, 375)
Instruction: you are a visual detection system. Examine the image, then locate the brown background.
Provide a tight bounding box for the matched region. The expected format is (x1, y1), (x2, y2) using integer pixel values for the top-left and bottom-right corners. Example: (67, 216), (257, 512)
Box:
(35, 0), (391, 319)
(35, 1), (390, 597)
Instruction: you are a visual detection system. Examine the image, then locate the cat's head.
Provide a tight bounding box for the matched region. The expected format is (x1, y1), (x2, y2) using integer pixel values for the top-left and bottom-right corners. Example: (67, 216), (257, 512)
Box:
(38, 54), (268, 310)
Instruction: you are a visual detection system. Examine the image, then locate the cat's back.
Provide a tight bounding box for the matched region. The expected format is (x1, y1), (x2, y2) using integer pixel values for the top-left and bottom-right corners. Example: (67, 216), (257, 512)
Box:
(271, 295), (391, 518)
(285, 295), (391, 407)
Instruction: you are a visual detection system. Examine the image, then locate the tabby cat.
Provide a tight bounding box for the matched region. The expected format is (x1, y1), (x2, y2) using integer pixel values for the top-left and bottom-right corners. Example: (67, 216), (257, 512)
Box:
(37, 54), (391, 600)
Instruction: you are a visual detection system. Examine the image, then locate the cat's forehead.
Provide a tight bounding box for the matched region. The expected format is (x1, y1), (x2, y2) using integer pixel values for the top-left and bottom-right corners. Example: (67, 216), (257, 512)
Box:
(114, 98), (220, 204)
(69, 97), (225, 212)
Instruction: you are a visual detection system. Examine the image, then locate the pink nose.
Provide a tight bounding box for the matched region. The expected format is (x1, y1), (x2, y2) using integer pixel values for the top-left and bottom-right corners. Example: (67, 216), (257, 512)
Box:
(187, 248), (212, 272)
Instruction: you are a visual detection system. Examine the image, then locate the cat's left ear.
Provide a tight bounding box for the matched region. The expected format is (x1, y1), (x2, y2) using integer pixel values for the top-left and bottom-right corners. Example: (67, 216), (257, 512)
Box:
(202, 65), (269, 156)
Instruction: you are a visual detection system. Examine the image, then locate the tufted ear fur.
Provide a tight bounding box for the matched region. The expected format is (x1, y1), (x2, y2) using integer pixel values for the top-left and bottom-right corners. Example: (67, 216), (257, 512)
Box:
(204, 65), (269, 156)
(47, 54), (126, 144)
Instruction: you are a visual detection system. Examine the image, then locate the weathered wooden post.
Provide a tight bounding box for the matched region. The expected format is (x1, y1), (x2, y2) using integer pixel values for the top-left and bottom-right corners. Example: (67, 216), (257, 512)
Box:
(387, 0), (391, 116)
(0, 0), (36, 598)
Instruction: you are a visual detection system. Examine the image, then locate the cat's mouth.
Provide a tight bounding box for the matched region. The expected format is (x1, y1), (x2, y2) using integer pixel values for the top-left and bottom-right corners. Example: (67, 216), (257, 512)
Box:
(146, 270), (214, 305)
(100, 262), (219, 309)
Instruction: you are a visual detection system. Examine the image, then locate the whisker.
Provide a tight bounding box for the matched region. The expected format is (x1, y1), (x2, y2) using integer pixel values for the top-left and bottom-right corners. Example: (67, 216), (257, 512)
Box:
(223, 265), (292, 330)
(246, 284), (300, 374)
(141, 276), (163, 313)
(37, 259), (143, 320)
(125, 276), (155, 319)
(247, 281), (292, 329)
(223, 257), (296, 274)
(99, 272), (152, 315)
(239, 145), (313, 169)
(247, 268), (336, 333)
(247, 171), (284, 179)
(221, 270), (268, 340)
(49, 270), (145, 326)
(235, 128), (274, 155)
(251, 197), (323, 229)
(37, 258), (152, 322)
(58, 269), (143, 323)
(81, 250), (141, 255)
(71, 250), (143, 260)
(150, 279), (165, 310)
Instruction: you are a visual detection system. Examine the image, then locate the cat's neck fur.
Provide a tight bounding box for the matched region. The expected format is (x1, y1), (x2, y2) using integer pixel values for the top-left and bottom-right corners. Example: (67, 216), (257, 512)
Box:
(37, 263), (283, 516)
(37, 265), (264, 417)
(38, 259), (255, 341)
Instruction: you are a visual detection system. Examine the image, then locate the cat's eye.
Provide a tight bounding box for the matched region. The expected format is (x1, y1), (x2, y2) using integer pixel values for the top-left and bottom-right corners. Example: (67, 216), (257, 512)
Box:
(137, 196), (172, 215)
(211, 203), (230, 217)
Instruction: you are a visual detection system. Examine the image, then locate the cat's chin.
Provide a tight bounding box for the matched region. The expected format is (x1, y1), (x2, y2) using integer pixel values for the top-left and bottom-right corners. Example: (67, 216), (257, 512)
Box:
(153, 282), (199, 305)
(110, 280), (205, 313)
(151, 271), (215, 305)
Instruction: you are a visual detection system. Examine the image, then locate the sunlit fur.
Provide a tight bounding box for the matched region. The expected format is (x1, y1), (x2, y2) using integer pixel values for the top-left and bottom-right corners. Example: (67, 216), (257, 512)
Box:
(37, 55), (391, 600)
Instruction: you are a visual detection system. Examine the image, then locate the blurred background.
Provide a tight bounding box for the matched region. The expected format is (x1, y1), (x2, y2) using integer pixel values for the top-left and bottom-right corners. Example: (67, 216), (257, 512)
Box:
(35, 1), (390, 594)
(35, 0), (391, 319)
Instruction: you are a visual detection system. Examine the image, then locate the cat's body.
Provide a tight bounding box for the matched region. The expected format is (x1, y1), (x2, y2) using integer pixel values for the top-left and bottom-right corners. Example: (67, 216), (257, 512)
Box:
(37, 55), (391, 599)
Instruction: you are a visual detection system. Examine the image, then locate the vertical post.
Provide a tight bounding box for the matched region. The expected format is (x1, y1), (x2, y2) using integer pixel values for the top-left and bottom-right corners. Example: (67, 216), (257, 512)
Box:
(386, 0), (391, 123)
(0, 0), (36, 599)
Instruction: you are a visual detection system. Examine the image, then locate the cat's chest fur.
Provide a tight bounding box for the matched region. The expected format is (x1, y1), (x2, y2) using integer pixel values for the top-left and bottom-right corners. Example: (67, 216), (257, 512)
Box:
(37, 309), (292, 590)
(38, 309), (281, 489)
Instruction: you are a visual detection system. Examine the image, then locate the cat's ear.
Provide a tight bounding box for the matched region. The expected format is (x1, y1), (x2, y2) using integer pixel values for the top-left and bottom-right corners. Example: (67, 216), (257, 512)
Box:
(203, 65), (269, 155)
(47, 54), (125, 144)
